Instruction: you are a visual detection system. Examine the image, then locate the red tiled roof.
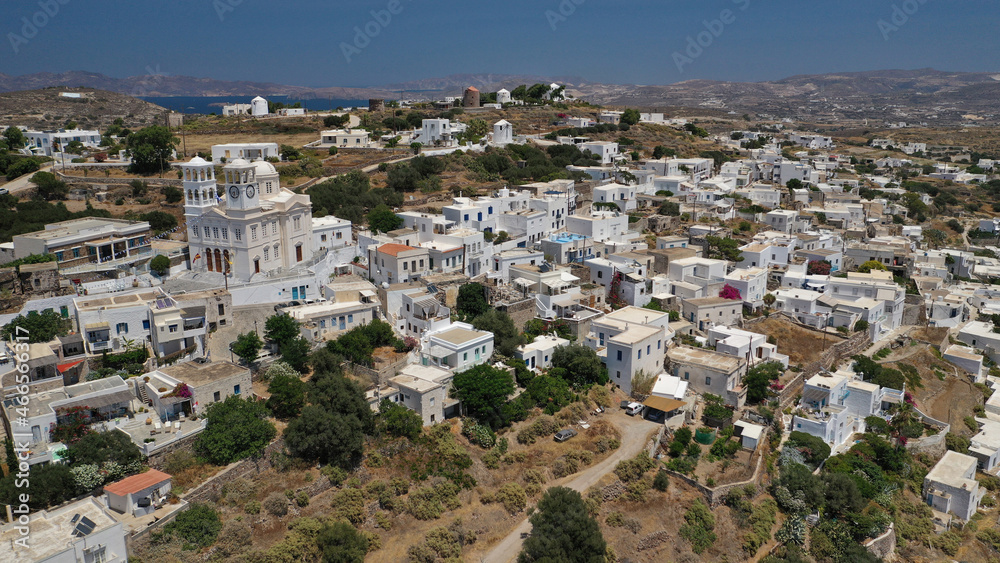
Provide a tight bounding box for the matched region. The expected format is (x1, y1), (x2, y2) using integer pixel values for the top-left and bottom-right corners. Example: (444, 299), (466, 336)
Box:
(378, 243), (416, 257)
(466, 86), (479, 92)
(104, 469), (171, 496)
(57, 359), (85, 373)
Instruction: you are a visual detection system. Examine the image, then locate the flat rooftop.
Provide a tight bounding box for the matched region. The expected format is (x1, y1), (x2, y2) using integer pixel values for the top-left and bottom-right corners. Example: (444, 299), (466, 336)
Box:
(0, 497), (119, 562)
(431, 326), (489, 346)
(75, 289), (166, 311)
(609, 324), (661, 345)
(157, 360), (248, 387)
(926, 450), (978, 488)
(14, 217), (149, 242)
(605, 306), (670, 325)
(667, 346), (742, 371)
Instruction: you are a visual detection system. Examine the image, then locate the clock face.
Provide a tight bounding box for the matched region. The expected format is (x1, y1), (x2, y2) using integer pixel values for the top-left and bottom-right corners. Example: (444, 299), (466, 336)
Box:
(246, 185), (256, 199)
(228, 185), (240, 199)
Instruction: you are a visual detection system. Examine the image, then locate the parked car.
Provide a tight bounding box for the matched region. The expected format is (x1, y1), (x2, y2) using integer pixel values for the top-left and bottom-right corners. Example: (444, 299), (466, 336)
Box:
(624, 402), (644, 416)
(554, 428), (578, 442)
(0, 188), (8, 195)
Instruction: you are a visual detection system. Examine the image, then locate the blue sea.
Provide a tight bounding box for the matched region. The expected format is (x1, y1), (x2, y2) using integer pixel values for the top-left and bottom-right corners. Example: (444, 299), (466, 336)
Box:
(139, 95), (369, 115)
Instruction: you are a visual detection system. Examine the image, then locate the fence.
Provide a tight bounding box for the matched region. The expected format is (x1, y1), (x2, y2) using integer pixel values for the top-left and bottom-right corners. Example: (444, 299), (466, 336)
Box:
(658, 427), (770, 507)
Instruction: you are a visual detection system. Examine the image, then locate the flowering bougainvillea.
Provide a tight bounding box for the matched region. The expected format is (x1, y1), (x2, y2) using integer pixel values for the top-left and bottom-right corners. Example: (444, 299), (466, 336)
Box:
(608, 271), (627, 309)
(167, 382), (193, 399)
(719, 284), (742, 300)
(50, 405), (92, 444)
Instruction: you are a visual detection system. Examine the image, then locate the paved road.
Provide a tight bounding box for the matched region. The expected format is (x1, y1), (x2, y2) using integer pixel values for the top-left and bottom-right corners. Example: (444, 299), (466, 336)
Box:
(479, 414), (659, 563)
(3, 164), (54, 195)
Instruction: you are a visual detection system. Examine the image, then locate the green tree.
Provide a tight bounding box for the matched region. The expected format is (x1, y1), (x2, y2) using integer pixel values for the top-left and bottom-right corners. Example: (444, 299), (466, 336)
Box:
(620, 109), (641, 126)
(857, 260), (887, 273)
(231, 331), (263, 366)
(705, 235), (744, 262)
(126, 126), (178, 175)
(451, 364), (515, 430)
(466, 118), (489, 140)
(266, 373), (306, 419)
(140, 210), (177, 233)
(659, 200), (681, 216)
(165, 503), (222, 549)
(652, 145), (676, 159)
(3, 126), (25, 149)
(194, 395), (276, 465)
(265, 313), (301, 347)
(519, 487), (606, 563)
(306, 370), (375, 435)
(2, 309), (68, 343)
(150, 254), (170, 276)
(550, 344), (607, 388)
(378, 398), (423, 440)
(0, 463), (76, 511)
(471, 309), (524, 357)
(744, 361), (783, 404)
(366, 204), (403, 234)
(280, 336), (312, 374)
(316, 521), (370, 563)
(456, 282), (489, 320)
(164, 186), (183, 203)
(285, 405), (365, 468)
(7, 158), (40, 180)
(63, 430), (144, 468)
(31, 171), (68, 200)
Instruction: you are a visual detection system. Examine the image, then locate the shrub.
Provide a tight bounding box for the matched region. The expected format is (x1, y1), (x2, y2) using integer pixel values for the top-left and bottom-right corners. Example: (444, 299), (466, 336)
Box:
(296, 492), (310, 507)
(653, 471), (670, 492)
(495, 482), (527, 514)
(516, 416), (559, 445)
(263, 492), (289, 516)
(245, 500), (261, 514)
(165, 503), (222, 549)
(330, 488), (366, 524)
(679, 499), (716, 554)
(614, 454), (655, 482)
(596, 436), (621, 453)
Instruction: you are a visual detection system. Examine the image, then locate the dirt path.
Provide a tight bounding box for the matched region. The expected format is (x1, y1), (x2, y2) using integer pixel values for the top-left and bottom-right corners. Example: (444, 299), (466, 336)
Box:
(478, 415), (659, 563)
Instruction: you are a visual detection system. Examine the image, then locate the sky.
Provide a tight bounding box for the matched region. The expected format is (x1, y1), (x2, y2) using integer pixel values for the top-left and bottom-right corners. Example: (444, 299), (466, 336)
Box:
(3, 0), (999, 88)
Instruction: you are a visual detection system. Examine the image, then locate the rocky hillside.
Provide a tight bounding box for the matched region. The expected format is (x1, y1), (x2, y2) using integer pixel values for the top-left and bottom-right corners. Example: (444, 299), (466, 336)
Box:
(0, 87), (169, 130)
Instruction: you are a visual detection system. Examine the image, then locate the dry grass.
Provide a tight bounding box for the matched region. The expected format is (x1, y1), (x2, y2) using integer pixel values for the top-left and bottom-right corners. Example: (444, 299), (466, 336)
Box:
(885, 345), (981, 433)
(744, 317), (845, 366)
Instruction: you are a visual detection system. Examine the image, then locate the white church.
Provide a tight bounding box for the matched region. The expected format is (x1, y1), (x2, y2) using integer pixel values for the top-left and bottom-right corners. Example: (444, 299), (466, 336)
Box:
(182, 156), (314, 281)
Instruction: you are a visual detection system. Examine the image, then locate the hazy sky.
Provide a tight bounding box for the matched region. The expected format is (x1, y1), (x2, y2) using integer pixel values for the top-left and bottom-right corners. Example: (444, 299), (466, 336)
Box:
(4, 0), (998, 87)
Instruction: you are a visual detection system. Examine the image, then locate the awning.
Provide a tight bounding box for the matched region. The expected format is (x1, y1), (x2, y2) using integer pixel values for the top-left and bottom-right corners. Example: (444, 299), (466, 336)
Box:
(57, 359), (85, 373)
(642, 396), (687, 414)
(559, 272), (580, 282)
(513, 278), (533, 287)
(59, 389), (134, 411)
(360, 289), (376, 298)
(84, 322), (110, 330)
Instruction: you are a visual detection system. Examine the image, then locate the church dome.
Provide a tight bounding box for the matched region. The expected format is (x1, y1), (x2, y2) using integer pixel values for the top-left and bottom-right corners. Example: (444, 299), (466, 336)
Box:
(226, 158), (251, 167)
(253, 160), (277, 175)
(187, 156), (208, 165)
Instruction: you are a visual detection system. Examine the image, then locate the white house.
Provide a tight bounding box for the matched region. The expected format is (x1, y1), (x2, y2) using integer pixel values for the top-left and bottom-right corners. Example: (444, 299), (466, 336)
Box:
(313, 216), (352, 251)
(924, 451), (983, 522)
(104, 469), (172, 517)
(421, 323), (494, 372)
(387, 364), (460, 425)
(668, 346), (747, 408)
(579, 141), (620, 165)
(210, 142), (279, 162)
(516, 334), (570, 372)
(21, 128), (102, 156)
(320, 129), (371, 148)
(0, 497), (128, 563)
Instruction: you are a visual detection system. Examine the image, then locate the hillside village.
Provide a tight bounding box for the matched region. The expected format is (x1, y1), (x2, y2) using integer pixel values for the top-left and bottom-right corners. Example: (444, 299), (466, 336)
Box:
(5, 85), (1000, 563)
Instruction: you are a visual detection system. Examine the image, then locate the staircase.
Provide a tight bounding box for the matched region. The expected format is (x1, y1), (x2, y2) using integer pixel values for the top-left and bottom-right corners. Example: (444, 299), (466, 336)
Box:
(137, 383), (151, 406)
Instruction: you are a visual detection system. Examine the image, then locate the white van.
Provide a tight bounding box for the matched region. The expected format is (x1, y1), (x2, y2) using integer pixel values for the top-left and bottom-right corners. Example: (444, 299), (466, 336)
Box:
(625, 402), (644, 416)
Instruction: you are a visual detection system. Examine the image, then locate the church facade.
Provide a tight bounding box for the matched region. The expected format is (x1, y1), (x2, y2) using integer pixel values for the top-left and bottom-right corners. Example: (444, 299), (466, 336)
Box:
(182, 156), (314, 281)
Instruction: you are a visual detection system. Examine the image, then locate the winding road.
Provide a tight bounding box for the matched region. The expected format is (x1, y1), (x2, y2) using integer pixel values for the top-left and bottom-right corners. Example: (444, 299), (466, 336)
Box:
(479, 414), (660, 563)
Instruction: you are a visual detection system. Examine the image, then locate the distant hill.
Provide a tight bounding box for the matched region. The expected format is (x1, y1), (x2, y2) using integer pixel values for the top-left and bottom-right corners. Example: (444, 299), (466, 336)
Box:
(0, 71), (398, 100)
(2, 68), (999, 124)
(0, 87), (168, 130)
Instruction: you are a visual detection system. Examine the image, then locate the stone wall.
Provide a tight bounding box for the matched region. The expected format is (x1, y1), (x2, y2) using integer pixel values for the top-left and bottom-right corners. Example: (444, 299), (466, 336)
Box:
(145, 431), (202, 469)
(659, 429), (769, 507)
(55, 171), (184, 186)
(497, 298), (536, 332)
(864, 523), (897, 560)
